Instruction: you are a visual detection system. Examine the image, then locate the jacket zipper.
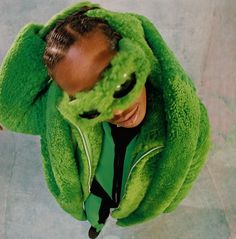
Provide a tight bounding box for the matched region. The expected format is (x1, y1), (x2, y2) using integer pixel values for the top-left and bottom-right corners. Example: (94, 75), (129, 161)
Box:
(114, 145), (164, 208)
(71, 121), (164, 199)
(72, 123), (92, 193)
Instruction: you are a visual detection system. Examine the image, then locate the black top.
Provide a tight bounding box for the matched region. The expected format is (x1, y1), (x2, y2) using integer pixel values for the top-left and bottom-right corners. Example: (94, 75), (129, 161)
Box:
(109, 122), (143, 205)
(90, 120), (143, 224)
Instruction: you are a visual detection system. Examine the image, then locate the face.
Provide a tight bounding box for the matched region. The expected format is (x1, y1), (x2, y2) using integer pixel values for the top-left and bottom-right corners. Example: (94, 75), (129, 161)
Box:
(51, 27), (147, 128)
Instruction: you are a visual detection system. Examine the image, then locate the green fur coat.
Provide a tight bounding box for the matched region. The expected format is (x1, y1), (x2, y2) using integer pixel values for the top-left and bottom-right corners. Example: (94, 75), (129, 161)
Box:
(0, 1), (212, 227)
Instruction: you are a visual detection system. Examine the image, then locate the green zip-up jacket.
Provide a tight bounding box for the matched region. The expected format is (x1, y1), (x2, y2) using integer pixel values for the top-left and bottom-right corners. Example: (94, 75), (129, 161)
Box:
(0, 1), (212, 227)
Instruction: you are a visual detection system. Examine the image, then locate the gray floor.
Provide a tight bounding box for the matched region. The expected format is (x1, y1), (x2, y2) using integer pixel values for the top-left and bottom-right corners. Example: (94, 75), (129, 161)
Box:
(0, 0), (235, 239)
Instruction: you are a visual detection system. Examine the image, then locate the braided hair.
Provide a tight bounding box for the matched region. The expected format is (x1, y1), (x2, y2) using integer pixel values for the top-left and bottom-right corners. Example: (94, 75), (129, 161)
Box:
(43, 6), (122, 77)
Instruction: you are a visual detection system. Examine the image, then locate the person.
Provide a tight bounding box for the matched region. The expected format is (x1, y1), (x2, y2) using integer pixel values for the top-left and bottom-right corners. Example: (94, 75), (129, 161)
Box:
(0, 2), (211, 239)
(43, 9), (148, 238)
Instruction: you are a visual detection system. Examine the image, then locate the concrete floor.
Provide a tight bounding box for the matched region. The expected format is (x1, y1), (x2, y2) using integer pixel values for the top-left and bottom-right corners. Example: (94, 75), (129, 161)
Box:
(0, 0), (235, 238)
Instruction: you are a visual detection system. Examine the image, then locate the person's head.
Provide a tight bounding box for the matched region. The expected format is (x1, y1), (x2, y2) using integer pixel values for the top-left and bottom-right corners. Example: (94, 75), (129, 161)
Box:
(43, 7), (147, 128)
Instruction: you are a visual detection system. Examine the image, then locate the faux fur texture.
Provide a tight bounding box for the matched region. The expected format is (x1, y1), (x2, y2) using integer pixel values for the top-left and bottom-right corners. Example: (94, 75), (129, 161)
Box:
(0, 1), (212, 227)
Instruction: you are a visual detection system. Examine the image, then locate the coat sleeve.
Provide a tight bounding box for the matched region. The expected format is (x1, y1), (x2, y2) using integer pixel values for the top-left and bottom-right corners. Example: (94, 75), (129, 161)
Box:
(0, 1), (101, 136)
(0, 23), (50, 136)
(163, 99), (212, 212)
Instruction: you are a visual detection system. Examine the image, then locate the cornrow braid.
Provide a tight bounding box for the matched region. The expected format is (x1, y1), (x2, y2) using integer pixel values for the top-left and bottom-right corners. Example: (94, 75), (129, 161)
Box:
(43, 7), (122, 77)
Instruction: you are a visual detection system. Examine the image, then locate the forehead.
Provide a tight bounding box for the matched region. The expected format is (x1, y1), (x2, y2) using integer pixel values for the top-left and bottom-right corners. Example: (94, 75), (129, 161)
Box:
(51, 29), (117, 96)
